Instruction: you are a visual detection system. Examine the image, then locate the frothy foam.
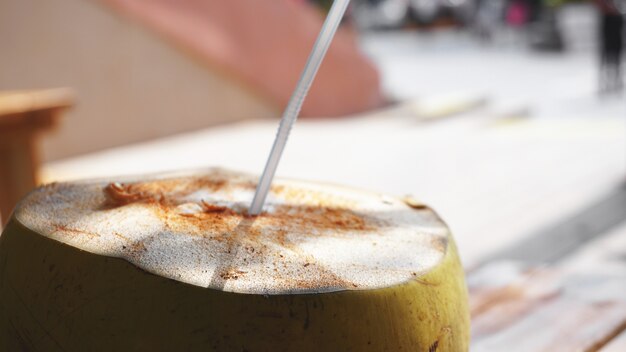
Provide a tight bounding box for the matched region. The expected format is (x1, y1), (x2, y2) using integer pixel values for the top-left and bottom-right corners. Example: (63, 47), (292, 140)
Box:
(15, 168), (449, 294)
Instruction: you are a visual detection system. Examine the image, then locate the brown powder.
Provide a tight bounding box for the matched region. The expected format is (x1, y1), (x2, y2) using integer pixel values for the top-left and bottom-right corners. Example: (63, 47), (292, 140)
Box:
(219, 269), (247, 280)
(200, 200), (232, 214)
(53, 224), (100, 239)
(103, 177), (379, 244)
(18, 169), (449, 294)
(104, 175), (253, 208)
(104, 182), (158, 206)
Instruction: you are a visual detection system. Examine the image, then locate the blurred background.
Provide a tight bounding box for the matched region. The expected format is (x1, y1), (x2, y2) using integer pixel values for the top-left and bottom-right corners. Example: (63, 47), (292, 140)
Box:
(0, 0), (625, 348)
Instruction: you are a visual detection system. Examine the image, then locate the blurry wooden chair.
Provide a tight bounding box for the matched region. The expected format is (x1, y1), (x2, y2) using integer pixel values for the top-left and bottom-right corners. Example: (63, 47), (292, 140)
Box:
(0, 89), (73, 226)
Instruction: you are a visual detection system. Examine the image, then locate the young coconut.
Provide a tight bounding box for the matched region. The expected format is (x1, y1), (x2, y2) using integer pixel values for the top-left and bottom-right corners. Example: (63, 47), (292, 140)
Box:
(0, 169), (469, 351)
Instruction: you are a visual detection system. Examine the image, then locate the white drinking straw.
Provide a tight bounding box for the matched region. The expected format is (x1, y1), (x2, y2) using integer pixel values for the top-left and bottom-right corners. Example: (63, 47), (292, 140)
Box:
(249, 0), (351, 215)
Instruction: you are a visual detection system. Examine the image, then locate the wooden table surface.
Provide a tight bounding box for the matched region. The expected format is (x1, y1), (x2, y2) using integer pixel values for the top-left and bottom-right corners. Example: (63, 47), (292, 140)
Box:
(42, 102), (626, 351)
(468, 221), (626, 351)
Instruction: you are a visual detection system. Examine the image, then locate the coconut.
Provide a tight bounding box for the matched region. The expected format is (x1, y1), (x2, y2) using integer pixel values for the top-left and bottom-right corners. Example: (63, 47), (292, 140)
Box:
(0, 168), (469, 351)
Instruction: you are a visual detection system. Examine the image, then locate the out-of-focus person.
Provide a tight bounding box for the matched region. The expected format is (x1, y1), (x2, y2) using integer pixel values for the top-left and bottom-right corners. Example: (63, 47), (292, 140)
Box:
(505, 0), (530, 27)
(595, 0), (624, 94)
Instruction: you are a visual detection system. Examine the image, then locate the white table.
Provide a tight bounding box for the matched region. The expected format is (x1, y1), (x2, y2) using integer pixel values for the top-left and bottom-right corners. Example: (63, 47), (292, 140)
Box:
(43, 107), (626, 267)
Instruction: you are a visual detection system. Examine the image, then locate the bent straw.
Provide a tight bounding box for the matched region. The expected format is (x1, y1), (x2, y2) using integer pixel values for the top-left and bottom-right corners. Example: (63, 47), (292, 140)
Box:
(249, 0), (351, 215)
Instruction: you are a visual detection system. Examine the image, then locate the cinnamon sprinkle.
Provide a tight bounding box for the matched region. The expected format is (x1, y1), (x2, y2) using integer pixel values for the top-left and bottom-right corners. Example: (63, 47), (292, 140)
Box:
(104, 182), (157, 206)
(200, 200), (231, 214)
(103, 177), (379, 240)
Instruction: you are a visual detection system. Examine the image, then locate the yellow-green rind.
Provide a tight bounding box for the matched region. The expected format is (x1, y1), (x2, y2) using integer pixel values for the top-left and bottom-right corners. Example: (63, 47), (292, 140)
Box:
(0, 216), (469, 351)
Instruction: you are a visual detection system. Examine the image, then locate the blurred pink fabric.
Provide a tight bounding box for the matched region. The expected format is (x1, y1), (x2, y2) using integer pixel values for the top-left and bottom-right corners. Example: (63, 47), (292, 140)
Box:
(102, 0), (384, 117)
(505, 1), (529, 27)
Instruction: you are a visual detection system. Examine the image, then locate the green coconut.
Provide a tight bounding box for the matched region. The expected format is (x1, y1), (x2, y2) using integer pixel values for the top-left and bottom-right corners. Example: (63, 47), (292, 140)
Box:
(0, 169), (469, 351)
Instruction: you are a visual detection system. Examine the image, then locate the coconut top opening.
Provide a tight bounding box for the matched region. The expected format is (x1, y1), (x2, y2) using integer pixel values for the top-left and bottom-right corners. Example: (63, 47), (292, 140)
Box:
(15, 168), (449, 295)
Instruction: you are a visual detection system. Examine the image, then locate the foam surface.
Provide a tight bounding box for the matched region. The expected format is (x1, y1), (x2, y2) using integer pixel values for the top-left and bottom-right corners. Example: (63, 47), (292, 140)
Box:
(15, 169), (449, 294)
